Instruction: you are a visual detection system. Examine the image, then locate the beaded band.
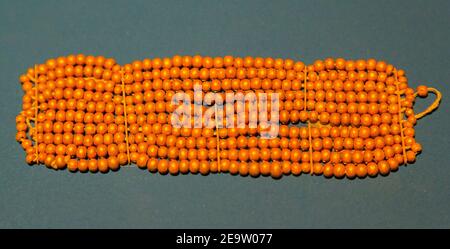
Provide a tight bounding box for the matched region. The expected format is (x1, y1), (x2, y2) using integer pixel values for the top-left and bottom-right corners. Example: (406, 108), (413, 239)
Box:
(15, 55), (442, 178)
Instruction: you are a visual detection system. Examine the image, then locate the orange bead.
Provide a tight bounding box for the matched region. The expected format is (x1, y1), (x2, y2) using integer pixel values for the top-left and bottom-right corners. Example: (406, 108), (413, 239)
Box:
(259, 161), (271, 176)
(378, 161), (390, 176)
(67, 159), (78, 172)
(199, 161), (210, 175)
(270, 162), (283, 179)
(136, 154), (149, 169)
(158, 159), (169, 174)
(179, 160), (189, 174)
(169, 160), (179, 175)
(367, 162), (378, 177)
(229, 161), (239, 175)
(356, 164), (367, 178)
(239, 162), (249, 176)
(108, 156), (119, 171)
(189, 160), (200, 174)
(301, 162), (311, 174)
(406, 151), (416, 163)
(312, 163), (323, 175)
(323, 164), (333, 178)
(98, 158), (109, 173)
(288, 162), (300, 176)
(281, 161), (291, 175)
(417, 85), (428, 97)
(388, 158), (399, 171)
(333, 164), (345, 178)
(411, 143), (422, 153)
(345, 164), (356, 179)
(88, 159), (98, 173)
(249, 162), (260, 177)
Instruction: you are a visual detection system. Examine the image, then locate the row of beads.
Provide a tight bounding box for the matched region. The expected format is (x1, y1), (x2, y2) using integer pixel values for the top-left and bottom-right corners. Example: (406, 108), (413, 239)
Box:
(61, 157), (396, 179)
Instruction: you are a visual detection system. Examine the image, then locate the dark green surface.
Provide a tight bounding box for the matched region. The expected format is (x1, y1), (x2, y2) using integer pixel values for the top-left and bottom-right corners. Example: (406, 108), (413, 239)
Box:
(1, 0), (449, 228)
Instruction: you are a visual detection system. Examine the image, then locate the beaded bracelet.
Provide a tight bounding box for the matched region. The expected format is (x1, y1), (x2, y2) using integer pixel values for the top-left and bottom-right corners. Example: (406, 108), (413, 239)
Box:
(15, 55), (442, 179)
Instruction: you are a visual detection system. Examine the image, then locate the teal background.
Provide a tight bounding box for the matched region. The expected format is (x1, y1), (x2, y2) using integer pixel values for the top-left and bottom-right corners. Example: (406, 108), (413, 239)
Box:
(0, 0), (449, 228)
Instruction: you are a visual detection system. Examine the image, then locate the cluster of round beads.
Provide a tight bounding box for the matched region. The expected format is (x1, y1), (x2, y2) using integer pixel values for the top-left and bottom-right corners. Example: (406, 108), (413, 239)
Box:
(16, 55), (428, 179)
